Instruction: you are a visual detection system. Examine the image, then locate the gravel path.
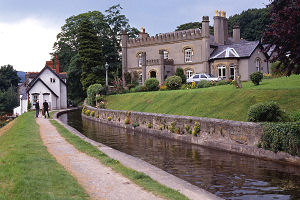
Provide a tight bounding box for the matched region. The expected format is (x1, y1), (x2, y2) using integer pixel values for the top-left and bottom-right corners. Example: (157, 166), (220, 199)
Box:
(36, 117), (163, 200)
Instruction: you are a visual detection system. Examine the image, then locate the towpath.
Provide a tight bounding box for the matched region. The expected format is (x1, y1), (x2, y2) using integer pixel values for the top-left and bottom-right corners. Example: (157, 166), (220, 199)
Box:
(36, 117), (163, 200)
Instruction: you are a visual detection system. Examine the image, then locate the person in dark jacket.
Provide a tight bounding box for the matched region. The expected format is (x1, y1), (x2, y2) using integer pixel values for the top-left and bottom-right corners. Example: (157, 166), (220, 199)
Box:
(43, 100), (50, 119)
(35, 100), (39, 118)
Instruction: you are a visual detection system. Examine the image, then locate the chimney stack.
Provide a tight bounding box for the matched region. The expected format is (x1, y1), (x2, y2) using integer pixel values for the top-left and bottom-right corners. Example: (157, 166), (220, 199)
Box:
(46, 60), (53, 69)
(233, 25), (241, 43)
(55, 55), (59, 74)
(139, 27), (148, 39)
(202, 16), (210, 37)
(213, 10), (228, 45)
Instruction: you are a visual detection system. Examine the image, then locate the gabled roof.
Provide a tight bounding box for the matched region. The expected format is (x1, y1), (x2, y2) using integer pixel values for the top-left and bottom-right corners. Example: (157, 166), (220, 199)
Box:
(27, 65), (66, 88)
(209, 41), (260, 60)
(26, 78), (58, 97)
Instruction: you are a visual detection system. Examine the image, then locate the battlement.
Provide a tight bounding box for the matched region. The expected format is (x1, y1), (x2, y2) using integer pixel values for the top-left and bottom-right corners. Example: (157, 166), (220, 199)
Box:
(127, 28), (202, 48)
(146, 58), (174, 66)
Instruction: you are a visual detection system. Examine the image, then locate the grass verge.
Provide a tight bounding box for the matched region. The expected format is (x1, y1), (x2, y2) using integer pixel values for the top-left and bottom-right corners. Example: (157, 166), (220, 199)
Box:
(50, 119), (189, 200)
(0, 112), (89, 200)
(106, 75), (300, 121)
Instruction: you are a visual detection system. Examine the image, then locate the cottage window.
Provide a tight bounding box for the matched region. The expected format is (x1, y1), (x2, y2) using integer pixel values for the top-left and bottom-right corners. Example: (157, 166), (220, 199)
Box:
(33, 94), (39, 105)
(218, 65), (226, 79)
(256, 58), (261, 72)
(230, 66), (235, 79)
(163, 50), (169, 59)
(138, 53), (143, 67)
(50, 77), (56, 83)
(186, 69), (193, 79)
(184, 48), (192, 63)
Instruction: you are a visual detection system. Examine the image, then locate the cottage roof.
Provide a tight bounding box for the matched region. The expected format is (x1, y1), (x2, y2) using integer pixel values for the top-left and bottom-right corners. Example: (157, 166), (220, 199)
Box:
(209, 41), (260, 60)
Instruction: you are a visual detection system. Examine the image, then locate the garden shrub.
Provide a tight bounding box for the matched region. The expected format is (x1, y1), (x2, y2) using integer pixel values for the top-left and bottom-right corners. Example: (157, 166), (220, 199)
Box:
(87, 84), (104, 106)
(91, 111), (95, 117)
(170, 122), (176, 133)
(216, 80), (229, 86)
(250, 72), (263, 85)
(134, 85), (147, 92)
(290, 110), (300, 122)
(175, 68), (186, 84)
(165, 75), (182, 90)
(85, 110), (90, 116)
(197, 80), (211, 88)
(130, 88), (136, 93)
(147, 122), (152, 128)
(107, 116), (111, 121)
(185, 125), (192, 134)
(192, 122), (201, 136)
(125, 116), (130, 124)
(159, 84), (167, 91)
(247, 102), (286, 122)
(127, 84), (136, 91)
(145, 78), (159, 91)
(260, 122), (300, 156)
(96, 114), (99, 118)
(132, 122), (139, 128)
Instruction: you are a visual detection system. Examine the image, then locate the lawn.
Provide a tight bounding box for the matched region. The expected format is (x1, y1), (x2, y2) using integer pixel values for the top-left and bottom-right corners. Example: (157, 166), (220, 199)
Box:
(0, 112), (89, 200)
(106, 75), (300, 121)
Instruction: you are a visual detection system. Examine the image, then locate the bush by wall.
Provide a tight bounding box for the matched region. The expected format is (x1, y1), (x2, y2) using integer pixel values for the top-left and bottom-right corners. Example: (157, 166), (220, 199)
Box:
(145, 78), (159, 91)
(165, 76), (182, 90)
(197, 80), (211, 88)
(87, 84), (104, 106)
(247, 102), (286, 122)
(260, 122), (300, 156)
(134, 85), (147, 92)
(250, 72), (263, 85)
(175, 68), (186, 84)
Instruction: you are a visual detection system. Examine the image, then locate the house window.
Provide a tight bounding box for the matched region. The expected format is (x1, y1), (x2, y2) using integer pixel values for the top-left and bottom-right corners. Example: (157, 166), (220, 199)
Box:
(138, 53), (143, 67)
(50, 77), (56, 83)
(33, 94), (39, 105)
(230, 66), (235, 79)
(256, 58), (261, 72)
(184, 48), (192, 63)
(218, 65), (226, 79)
(186, 69), (193, 79)
(150, 71), (157, 78)
(163, 50), (169, 59)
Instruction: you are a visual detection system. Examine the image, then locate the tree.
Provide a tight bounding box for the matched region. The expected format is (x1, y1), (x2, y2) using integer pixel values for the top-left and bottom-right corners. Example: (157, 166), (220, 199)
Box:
(228, 8), (271, 41)
(0, 87), (18, 115)
(263, 0), (300, 75)
(0, 65), (20, 91)
(67, 54), (85, 104)
(175, 22), (214, 35)
(77, 18), (105, 91)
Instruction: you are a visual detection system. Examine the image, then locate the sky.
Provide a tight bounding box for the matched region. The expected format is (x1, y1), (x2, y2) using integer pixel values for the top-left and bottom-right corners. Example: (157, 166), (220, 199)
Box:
(0, 0), (269, 72)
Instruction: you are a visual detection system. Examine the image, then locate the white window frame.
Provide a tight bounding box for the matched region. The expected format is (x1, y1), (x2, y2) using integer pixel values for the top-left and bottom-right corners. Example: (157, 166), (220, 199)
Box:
(256, 58), (261, 72)
(33, 94), (39, 105)
(138, 53), (143, 67)
(184, 48), (192, 63)
(186, 69), (193, 79)
(218, 65), (226, 79)
(163, 50), (169, 59)
(50, 77), (56, 83)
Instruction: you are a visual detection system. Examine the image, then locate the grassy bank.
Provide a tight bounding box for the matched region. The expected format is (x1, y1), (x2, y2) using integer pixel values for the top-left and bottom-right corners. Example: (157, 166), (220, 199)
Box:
(50, 120), (189, 200)
(0, 112), (89, 200)
(106, 75), (300, 121)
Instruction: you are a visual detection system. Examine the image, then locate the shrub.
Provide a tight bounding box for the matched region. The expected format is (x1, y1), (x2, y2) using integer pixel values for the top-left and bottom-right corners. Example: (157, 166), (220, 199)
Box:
(260, 123), (300, 156)
(165, 76), (182, 90)
(170, 122), (176, 133)
(107, 116), (112, 121)
(250, 72), (263, 85)
(87, 84), (104, 106)
(85, 110), (90, 116)
(192, 122), (201, 136)
(159, 84), (167, 91)
(247, 102), (286, 122)
(216, 80), (229, 86)
(82, 106), (86, 113)
(125, 117), (130, 124)
(27, 102), (32, 110)
(96, 114), (99, 118)
(127, 84), (136, 90)
(132, 122), (139, 128)
(130, 88), (136, 93)
(145, 78), (159, 91)
(197, 80), (211, 88)
(175, 68), (186, 84)
(134, 85), (147, 92)
(147, 122), (152, 128)
(91, 111), (95, 117)
(290, 110), (300, 122)
(185, 125), (192, 134)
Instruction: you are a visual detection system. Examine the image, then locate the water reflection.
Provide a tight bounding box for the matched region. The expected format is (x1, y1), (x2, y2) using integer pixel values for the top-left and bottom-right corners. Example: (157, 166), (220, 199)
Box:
(59, 110), (300, 200)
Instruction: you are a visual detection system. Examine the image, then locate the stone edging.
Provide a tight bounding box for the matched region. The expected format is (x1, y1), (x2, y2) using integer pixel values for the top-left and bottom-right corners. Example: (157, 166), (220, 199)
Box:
(54, 108), (223, 200)
(81, 105), (300, 167)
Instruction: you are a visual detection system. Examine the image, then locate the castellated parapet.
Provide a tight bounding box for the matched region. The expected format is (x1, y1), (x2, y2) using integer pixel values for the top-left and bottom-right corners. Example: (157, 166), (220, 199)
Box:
(127, 28), (202, 48)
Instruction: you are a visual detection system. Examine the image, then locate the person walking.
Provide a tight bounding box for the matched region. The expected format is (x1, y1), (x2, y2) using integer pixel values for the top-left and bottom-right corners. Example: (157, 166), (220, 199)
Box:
(43, 100), (50, 119)
(35, 100), (40, 118)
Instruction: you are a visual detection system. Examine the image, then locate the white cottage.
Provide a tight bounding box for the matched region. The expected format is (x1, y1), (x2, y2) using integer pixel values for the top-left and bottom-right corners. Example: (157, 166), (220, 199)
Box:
(13, 58), (67, 115)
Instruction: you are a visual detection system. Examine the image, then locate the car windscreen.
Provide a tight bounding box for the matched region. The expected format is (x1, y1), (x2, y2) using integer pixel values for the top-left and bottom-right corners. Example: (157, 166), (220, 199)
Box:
(193, 75), (199, 78)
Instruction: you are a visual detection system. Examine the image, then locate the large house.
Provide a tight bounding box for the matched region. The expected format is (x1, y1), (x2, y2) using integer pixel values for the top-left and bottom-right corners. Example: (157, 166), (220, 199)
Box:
(13, 57), (67, 116)
(121, 11), (269, 84)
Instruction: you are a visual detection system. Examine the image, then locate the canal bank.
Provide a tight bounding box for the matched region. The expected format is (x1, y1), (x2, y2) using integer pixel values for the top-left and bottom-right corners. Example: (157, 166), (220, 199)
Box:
(54, 109), (222, 200)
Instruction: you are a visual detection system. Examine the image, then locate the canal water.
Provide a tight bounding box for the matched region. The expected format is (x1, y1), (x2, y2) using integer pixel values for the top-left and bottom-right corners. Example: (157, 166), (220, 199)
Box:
(59, 110), (300, 200)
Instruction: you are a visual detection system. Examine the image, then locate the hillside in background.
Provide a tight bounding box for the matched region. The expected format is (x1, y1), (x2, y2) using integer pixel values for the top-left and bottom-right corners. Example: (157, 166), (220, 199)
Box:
(106, 75), (300, 121)
(17, 71), (26, 83)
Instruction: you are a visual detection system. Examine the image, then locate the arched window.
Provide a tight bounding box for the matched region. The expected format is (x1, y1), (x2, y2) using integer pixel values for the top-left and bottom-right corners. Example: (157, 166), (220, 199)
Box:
(256, 58), (261, 72)
(163, 50), (169, 59)
(184, 48), (192, 63)
(229, 65), (235, 80)
(150, 71), (157, 78)
(218, 65), (226, 79)
(186, 69), (193, 79)
(138, 53), (143, 67)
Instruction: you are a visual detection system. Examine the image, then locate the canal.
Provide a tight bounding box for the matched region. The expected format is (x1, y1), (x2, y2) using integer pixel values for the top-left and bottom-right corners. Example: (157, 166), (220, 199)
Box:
(59, 110), (300, 200)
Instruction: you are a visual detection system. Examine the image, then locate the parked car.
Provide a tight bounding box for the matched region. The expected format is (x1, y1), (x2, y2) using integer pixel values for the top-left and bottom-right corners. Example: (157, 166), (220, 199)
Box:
(187, 73), (219, 83)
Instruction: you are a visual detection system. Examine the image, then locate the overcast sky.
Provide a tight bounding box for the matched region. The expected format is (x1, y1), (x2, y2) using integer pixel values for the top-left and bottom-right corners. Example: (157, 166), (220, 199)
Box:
(0, 0), (269, 72)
